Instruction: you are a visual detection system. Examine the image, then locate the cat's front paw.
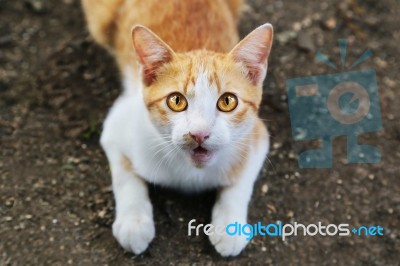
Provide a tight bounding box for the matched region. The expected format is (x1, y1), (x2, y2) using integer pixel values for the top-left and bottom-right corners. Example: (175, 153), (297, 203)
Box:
(112, 213), (155, 254)
(209, 219), (249, 257)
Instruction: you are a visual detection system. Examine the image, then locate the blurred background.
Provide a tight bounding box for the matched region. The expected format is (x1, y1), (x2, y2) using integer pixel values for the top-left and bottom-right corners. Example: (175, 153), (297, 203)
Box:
(0, 0), (399, 265)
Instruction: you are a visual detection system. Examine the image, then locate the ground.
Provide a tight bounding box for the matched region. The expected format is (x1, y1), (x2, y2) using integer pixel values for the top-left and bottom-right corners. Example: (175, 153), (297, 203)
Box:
(0, 0), (399, 265)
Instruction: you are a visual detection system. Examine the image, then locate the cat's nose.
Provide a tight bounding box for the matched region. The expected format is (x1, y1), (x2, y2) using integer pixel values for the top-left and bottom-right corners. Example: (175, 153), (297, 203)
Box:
(189, 132), (210, 145)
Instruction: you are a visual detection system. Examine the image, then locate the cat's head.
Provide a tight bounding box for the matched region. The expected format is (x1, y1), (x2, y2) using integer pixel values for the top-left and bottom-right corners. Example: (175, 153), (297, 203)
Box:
(132, 24), (273, 168)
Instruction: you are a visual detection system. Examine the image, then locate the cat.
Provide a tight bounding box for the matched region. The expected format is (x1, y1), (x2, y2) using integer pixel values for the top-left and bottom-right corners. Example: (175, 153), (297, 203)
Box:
(82, 0), (273, 257)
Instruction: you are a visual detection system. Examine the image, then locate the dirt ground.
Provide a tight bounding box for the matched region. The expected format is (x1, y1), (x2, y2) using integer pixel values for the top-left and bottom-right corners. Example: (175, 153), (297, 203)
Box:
(0, 0), (399, 265)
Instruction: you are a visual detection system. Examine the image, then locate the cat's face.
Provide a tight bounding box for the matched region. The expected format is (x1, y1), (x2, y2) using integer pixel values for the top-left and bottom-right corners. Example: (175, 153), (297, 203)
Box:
(132, 24), (273, 167)
(142, 53), (261, 167)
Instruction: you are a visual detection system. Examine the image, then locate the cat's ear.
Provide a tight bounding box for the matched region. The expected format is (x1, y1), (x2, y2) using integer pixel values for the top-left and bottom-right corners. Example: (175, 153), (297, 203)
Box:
(229, 23), (273, 87)
(132, 25), (175, 86)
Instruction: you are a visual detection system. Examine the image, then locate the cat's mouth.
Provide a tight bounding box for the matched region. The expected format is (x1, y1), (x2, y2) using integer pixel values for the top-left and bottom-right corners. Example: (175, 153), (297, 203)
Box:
(190, 146), (213, 164)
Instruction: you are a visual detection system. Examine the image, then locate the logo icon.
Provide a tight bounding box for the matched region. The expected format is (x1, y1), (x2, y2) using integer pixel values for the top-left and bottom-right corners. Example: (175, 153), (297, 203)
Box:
(286, 39), (382, 168)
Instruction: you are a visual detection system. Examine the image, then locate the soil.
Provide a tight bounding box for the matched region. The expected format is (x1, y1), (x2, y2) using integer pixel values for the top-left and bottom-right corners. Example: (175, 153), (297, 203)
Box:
(0, 0), (399, 265)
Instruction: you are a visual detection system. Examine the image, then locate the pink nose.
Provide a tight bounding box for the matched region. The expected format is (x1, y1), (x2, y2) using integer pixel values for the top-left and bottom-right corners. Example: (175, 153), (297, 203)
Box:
(189, 132), (210, 145)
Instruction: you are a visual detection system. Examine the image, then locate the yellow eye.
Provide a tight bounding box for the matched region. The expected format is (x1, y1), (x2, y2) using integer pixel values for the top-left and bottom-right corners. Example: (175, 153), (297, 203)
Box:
(217, 93), (238, 112)
(166, 92), (188, 112)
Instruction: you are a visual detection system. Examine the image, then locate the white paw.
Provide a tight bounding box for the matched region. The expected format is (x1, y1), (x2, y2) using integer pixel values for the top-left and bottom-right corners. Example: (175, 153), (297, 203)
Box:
(209, 218), (249, 257)
(112, 213), (155, 254)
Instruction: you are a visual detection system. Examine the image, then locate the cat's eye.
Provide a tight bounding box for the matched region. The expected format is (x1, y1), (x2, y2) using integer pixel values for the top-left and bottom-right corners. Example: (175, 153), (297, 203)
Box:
(217, 93), (238, 112)
(166, 92), (188, 112)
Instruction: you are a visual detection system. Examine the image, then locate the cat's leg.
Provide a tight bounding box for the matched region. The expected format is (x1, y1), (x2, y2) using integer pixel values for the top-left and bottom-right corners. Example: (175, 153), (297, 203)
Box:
(209, 175), (257, 256)
(103, 146), (155, 254)
(209, 125), (269, 256)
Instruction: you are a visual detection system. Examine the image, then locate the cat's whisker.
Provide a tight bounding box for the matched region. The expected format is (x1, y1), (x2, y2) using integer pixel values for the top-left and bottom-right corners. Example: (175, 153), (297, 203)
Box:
(151, 141), (175, 155)
(147, 135), (172, 143)
(231, 132), (271, 137)
(152, 143), (180, 181)
(164, 146), (181, 173)
(230, 142), (250, 156)
(231, 148), (249, 162)
(150, 148), (169, 183)
(87, 0), (275, 254)
(148, 142), (173, 154)
(264, 155), (275, 172)
(230, 141), (274, 172)
(147, 138), (173, 149)
(259, 118), (274, 122)
(231, 132), (275, 141)
(147, 142), (176, 163)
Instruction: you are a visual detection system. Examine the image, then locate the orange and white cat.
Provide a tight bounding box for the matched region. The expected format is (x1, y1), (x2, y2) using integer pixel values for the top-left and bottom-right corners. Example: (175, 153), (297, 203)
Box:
(82, 0), (273, 256)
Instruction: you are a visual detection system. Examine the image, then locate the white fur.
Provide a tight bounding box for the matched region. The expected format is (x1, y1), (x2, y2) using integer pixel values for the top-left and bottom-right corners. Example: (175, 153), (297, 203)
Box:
(100, 66), (269, 256)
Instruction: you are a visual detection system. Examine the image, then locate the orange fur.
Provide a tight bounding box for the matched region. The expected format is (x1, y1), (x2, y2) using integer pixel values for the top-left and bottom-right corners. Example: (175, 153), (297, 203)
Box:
(226, 119), (268, 182)
(82, 0), (243, 69)
(141, 51), (262, 114)
(82, 0), (272, 177)
(81, 0), (124, 51)
(225, 0), (244, 21)
(121, 155), (134, 172)
(88, 2), (275, 256)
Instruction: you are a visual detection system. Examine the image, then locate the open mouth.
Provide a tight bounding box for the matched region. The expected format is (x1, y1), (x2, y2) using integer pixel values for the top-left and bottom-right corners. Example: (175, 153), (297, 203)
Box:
(191, 146), (213, 164)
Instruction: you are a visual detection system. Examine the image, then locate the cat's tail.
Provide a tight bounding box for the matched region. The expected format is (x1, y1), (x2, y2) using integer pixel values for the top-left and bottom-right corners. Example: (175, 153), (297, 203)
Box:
(81, 0), (124, 51)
